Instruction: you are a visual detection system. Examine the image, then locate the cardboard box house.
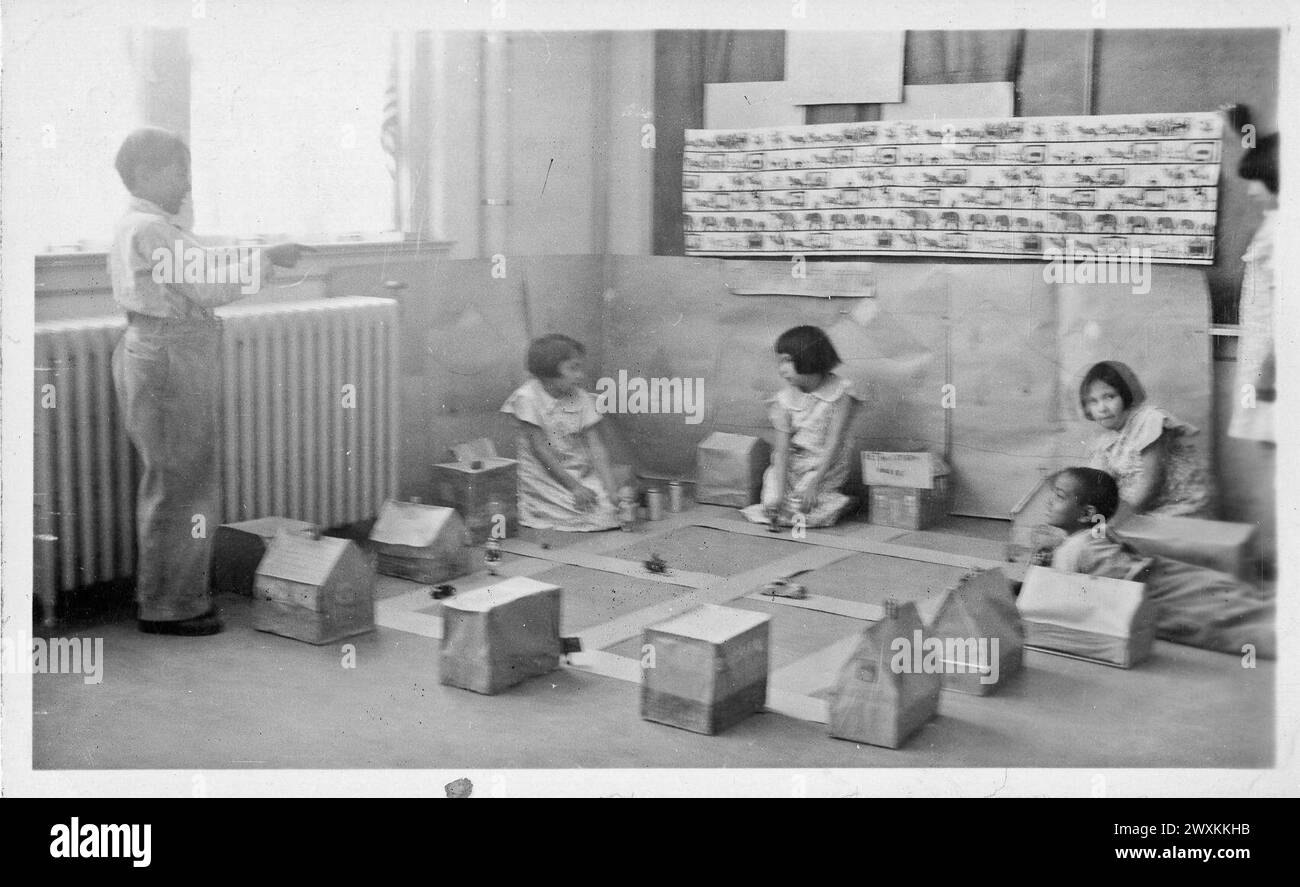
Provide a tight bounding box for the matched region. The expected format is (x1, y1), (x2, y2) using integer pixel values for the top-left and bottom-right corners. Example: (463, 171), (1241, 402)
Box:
(439, 576), (562, 695)
(696, 432), (771, 507)
(828, 599), (940, 749)
(211, 516), (318, 597)
(253, 533), (376, 645)
(927, 568), (1024, 696)
(1016, 565), (1155, 668)
(862, 451), (952, 530)
(641, 605), (770, 735)
(430, 438), (518, 543)
(369, 499), (473, 585)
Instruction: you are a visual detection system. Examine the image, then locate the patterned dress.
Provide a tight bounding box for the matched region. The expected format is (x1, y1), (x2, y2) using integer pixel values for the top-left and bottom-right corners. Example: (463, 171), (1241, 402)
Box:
(1087, 402), (1211, 517)
(501, 378), (619, 532)
(742, 374), (861, 528)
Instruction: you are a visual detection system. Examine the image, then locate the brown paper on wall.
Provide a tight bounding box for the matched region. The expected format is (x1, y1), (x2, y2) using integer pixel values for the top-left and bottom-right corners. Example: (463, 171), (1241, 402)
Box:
(599, 257), (947, 483)
(1054, 267), (1213, 471)
(946, 264), (1062, 516)
(332, 256), (606, 501)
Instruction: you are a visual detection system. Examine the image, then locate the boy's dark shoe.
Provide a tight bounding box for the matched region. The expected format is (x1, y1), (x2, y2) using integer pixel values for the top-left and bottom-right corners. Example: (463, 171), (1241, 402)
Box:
(138, 609), (223, 636)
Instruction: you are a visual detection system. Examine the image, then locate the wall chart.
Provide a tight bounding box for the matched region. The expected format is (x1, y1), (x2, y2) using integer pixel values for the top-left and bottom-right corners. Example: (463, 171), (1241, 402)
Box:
(682, 112), (1223, 263)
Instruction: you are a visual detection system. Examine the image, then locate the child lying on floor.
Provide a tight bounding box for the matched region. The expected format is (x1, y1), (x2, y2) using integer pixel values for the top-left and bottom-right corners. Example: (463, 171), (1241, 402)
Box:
(1032, 467), (1274, 659)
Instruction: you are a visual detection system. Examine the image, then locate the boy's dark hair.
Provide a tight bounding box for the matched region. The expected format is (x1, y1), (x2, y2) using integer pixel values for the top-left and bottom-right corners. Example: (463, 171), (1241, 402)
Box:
(1079, 361), (1135, 418)
(115, 127), (190, 192)
(527, 334), (585, 379)
(775, 325), (841, 375)
(1238, 132), (1279, 196)
(1055, 467), (1120, 521)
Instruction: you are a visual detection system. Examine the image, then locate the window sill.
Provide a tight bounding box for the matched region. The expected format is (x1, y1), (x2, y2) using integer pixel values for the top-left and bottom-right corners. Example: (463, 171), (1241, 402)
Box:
(35, 237), (456, 297)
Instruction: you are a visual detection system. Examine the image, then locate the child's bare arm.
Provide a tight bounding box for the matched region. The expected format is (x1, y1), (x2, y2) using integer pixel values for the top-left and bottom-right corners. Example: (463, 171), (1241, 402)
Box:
(585, 426), (618, 501)
(767, 428), (791, 509)
(1114, 436), (1167, 523)
(521, 423), (581, 491)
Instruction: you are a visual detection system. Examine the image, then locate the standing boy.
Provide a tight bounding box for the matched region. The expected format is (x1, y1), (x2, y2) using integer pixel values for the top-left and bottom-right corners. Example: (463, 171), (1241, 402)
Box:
(110, 127), (308, 635)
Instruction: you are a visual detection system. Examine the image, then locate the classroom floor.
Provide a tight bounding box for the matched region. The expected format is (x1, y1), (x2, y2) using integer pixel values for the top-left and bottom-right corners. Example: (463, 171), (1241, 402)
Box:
(32, 506), (1274, 770)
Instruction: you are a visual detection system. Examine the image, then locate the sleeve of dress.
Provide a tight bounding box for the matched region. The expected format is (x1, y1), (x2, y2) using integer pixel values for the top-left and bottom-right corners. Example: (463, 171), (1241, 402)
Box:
(836, 376), (866, 407)
(1130, 404), (1194, 451)
(500, 383), (543, 427)
(576, 390), (604, 431)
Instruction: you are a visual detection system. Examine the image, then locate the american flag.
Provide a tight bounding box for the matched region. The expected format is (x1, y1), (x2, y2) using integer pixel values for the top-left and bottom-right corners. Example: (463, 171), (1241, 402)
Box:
(381, 33), (402, 181)
(382, 31), (403, 232)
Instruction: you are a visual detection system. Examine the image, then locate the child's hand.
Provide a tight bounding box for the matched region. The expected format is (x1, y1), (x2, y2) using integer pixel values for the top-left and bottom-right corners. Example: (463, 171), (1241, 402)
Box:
(571, 485), (599, 512)
(797, 487), (819, 514)
(265, 243), (317, 268)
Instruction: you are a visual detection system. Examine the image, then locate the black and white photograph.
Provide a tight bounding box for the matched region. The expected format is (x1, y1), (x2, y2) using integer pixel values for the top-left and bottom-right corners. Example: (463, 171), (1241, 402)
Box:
(1, 0), (1295, 799)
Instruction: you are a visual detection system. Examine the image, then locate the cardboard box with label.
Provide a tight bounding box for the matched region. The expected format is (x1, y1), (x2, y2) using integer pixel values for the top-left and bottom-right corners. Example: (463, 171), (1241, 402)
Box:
(253, 533), (376, 645)
(439, 576), (562, 695)
(862, 451), (951, 530)
(641, 605), (770, 735)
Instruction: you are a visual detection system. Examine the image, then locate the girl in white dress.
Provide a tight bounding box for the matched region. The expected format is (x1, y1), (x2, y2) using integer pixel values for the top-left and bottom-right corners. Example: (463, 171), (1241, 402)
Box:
(501, 335), (619, 532)
(743, 326), (861, 528)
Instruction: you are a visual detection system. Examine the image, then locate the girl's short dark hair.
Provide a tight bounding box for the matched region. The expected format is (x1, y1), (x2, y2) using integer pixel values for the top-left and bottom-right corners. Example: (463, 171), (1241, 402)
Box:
(775, 325), (841, 375)
(527, 334), (586, 378)
(1055, 467), (1120, 521)
(114, 127), (190, 192)
(1238, 132), (1279, 195)
(1079, 361), (1135, 419)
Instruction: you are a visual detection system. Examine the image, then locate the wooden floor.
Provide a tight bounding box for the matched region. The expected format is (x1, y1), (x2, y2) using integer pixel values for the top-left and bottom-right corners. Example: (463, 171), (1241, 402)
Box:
(30, 506), (1274, 774)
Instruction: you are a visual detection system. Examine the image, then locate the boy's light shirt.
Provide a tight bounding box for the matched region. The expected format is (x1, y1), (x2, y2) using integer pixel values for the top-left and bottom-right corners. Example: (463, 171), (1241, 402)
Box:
(1050, 526), (1137, 577)
(109, 196), (263, 320)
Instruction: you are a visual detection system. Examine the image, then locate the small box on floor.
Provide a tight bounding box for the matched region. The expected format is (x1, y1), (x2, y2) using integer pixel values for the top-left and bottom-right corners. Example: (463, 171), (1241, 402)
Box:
(210, 517), (318, 597)
(928, 568), (1024, 695)
(641, 605), (770, 735)
(253, 534), (375, 645)
(430, 438), (518, 543)
(1017, 565), (1155, 668)
(862, 451), (951, 530)
(828, 599), (939, 749)
(696, 432), (770, 507)
(369, 499), (473, 584)
(439, 576), (562, 695)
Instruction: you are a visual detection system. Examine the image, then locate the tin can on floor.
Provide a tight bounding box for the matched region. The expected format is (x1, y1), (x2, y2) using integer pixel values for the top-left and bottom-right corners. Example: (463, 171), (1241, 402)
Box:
(645, 488), (665, 521)
(667, 481), (685, 513)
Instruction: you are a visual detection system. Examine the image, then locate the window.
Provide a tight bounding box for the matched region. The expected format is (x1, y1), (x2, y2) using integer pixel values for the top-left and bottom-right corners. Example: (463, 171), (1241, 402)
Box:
(18, 7), (139, 252)
(25, 9), (399, 252)
(189, 8), (397, 240)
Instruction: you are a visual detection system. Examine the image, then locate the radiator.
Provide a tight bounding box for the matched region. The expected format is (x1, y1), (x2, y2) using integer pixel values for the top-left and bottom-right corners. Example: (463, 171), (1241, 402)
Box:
(33, 296), (399, 624)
